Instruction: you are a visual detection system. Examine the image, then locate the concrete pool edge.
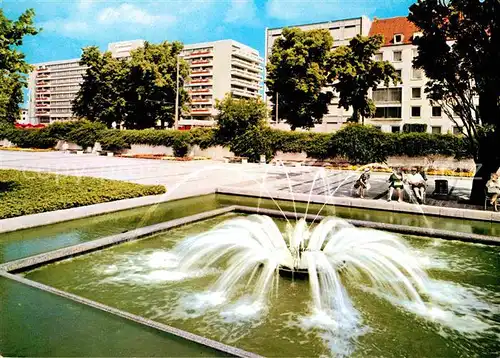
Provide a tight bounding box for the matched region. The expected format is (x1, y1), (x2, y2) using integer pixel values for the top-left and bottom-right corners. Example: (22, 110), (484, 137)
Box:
(0, 270), (261, 358)
(217, 186), (500, 223)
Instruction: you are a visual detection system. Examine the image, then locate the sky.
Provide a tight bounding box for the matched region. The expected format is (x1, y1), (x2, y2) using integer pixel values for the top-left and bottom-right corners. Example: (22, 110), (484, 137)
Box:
(3, 0), (416, 65)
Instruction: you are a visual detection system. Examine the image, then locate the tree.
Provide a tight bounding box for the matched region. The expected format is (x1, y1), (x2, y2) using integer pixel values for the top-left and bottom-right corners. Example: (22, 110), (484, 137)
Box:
(125, 41), (190, 129)
(214, 94), (268, 143)
(408, 0), (500, 203)
(73, 47), (128, 127)
(331, 35), (399, 124)
(0, 8), (38, 124)
(266, 28), (334, 130)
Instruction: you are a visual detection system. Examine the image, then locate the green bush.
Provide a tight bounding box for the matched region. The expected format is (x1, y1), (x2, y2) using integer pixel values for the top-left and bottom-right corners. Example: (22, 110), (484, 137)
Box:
(172, 132), (191, 157)
(231, 126), (275, 163)
(98, 130), (129, 152)
(7, 128), (57, 149)
(330, 124), (389, 164)
(67, 121), (107, 149)
(0, 169), (165, 219)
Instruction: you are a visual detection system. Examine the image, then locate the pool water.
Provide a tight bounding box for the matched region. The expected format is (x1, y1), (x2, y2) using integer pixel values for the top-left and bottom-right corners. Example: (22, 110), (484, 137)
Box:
(23, 214), (500, 357)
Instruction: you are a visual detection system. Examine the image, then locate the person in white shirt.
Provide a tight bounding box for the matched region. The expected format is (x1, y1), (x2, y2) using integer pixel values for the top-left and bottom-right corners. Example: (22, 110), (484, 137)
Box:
(407, 168), (426, 203)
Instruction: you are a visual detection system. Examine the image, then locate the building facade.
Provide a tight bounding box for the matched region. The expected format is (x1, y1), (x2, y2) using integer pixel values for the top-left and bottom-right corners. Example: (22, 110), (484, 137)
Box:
(264, 16), (461, 134)
(265, 17), (371, 132)
(366, 17), (462, 134)
(27, 58), (86, 124)
(107, 39), (145, 59)
(179, 40), (263, 128)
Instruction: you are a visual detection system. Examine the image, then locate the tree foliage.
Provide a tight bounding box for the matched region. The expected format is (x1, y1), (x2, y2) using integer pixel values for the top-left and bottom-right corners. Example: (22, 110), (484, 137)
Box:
(0, 8), (39, 124)
(266, 28), (334, 130)
(332, 35), (399, 123)
(126, 41), (190, 129)
(409, 0), (500, 202)
(73, 41), (189, 129)
(214, 94), (268, 143)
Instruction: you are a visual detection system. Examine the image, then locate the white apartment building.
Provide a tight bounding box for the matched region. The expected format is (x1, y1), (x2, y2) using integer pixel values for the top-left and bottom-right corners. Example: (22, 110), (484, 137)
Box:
(27, 40), (143, 125)
(366, 17), (463, 134)
(265, 17), (371, 131)
(179, 40), (263, 128)
(107, 39), (145, 59)
(27, 58), (86, 124)
(265, 16), (461, 134)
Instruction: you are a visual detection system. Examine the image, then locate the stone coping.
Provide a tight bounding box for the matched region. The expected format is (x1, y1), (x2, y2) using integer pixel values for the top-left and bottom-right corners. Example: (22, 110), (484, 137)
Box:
(0, 187), (215, 234)
(0, 271), (259, 358)
(217, 186), (500, 223)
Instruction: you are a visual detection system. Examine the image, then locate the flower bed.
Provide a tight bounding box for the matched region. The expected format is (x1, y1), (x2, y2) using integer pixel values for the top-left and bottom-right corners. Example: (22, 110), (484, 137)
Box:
(0, 147), (54, 152)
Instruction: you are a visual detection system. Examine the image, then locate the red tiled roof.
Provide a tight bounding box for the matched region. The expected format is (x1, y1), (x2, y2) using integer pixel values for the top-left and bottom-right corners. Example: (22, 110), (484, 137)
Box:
(369, 16), (420, 46)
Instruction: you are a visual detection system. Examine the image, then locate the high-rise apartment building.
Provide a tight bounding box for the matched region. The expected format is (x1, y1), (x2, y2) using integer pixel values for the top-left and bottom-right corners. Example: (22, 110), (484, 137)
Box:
(179, 40), (263, 128)
(28, 58), (86, 124)
(27, 40), (143, 125)
(28, 39), (262, 127)
(265, 17), (371, 131)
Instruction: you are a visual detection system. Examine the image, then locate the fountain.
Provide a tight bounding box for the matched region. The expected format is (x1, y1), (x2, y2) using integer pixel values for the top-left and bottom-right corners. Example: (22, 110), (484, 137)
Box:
(171, 214), (435, 353)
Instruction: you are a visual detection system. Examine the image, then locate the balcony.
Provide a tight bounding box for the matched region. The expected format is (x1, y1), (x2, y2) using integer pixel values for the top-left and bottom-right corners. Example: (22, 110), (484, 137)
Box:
(190, 108), (212, 115)
(36, 73), (50, 79)
(191, 98), (212, 104)
(37, 66), (50, 73)
(191, 59), (212, 67)
(189, 88), (212, 94)
(231, 88), (257, 98)
(35, 104), (49, 108)
(231, 78), (261, 90)
(35, 97), (50, 101)
(232, 49), (263, 63)
(183, 50), (213, 59)
(186, 79), (212, 87)
(190, 69), (212, 77)
(231, 68), (262, 81)
(232, 58), (262, 72)
(36, 81), (50, 87)
(36, 89), (50, 93)
(35, 110), (50, 116)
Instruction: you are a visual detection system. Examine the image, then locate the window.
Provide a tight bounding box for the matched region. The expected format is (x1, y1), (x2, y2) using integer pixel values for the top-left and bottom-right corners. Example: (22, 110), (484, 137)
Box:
(394, 34), (404, 44)
(373, 88), (402, 103)
(375, 107), (402, 119)
(393, 51), (402, 62)
(411, 106), (421, 117)
(396, 69), (402, 80)
(392, 126), (401, 133)
(411, 67), (423, 80)
(412, 87), (422, 99)
(432, 106), (442, 117)
(453, 126), (463, 135)
(432, 126), (442, 134)
(374, 53), (383, 61)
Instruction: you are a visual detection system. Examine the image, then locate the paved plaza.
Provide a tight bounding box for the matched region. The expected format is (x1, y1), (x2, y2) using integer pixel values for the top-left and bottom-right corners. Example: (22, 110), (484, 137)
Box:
(0, 151), (479, 209)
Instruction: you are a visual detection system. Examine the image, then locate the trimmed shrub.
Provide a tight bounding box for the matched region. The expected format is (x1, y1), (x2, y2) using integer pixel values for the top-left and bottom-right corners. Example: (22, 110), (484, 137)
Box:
(98, 130), (129, 152)
(172, 132), (191, 157)
(67, 121), (107, 149)
(330, 124), (390, 164)
(231, 126), (275, 163)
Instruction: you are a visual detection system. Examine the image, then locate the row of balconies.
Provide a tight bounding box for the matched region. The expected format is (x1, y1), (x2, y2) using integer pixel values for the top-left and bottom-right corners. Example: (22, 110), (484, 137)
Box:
(232, 49), (263, 63)
(230, 68), (261, 81)
(191, 59), (212, 67)
(183, 50), (213, 59)
(231, 58), (263, 72)
(231, 88), (258, 98)
(190, 69), (212, 77)
(189, 88), (212, 94)
(231, 78), (261, 90)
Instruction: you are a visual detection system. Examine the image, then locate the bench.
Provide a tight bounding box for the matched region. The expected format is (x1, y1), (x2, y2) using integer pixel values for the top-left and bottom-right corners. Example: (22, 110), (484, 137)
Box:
(224, 156), (248, 164)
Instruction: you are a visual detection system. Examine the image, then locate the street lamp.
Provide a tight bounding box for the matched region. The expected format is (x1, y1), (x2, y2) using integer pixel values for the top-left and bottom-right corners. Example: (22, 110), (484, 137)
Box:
(174, 54), (180, 130)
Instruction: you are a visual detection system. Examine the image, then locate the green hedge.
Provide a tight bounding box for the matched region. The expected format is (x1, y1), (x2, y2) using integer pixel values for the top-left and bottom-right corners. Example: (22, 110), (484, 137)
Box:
(0, 121), (470, 164)
(0, 169), (165, 219)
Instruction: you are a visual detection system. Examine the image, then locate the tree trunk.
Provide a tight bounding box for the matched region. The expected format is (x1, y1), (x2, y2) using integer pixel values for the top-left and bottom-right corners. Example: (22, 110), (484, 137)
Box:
(469, 150), (500, 205)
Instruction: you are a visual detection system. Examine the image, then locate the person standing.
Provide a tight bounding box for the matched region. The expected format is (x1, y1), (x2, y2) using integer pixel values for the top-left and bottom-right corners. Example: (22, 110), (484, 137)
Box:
(388, 168), (404, 202)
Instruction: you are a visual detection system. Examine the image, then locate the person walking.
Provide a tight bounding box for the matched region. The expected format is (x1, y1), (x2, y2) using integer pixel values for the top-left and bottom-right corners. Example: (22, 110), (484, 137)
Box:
(486, 173), (500, 212)
(387, 168), (404, 202)
(354, 168), (371, 199)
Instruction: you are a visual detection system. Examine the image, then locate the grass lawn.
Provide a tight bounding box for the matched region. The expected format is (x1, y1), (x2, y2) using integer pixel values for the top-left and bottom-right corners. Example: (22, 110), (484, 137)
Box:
(0, 169), (166, 219)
